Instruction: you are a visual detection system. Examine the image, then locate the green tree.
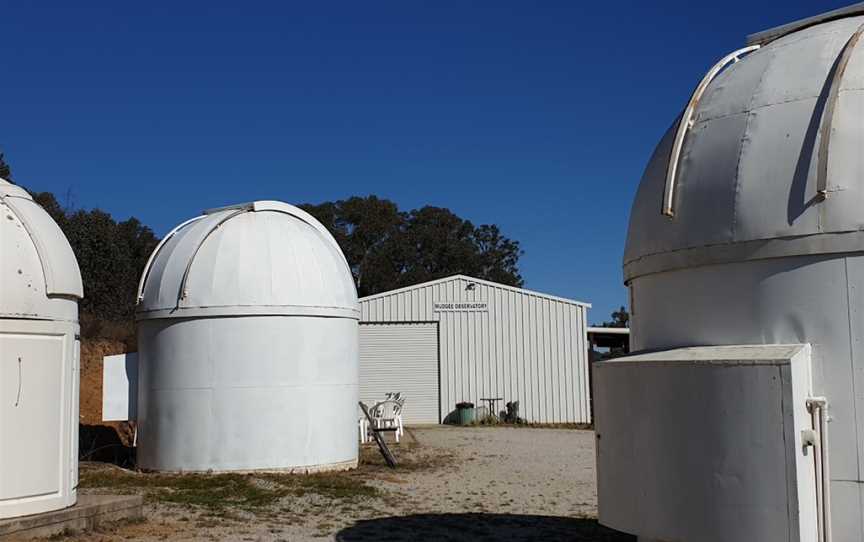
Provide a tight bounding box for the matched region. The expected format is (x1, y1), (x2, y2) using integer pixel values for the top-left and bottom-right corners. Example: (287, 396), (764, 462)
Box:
(601, 306), (629, 328)
(400, 206), (478, 284)
(303, 196), (406, 296)
(31, 191), (66, 225)
(64, 210), (158, 321)
(472, 224), (523, 286)
(0, 152), (12, 180)
(302, 197), (523, 297)
(30, 190), (159, 335)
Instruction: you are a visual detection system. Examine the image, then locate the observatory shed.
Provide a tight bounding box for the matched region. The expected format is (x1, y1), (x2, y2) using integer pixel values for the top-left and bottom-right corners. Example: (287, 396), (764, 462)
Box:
(0, 179), (82, 519)
(359, 276), (591, 425)
(135, 201), (359, 473)
(596, 4), (864, 542)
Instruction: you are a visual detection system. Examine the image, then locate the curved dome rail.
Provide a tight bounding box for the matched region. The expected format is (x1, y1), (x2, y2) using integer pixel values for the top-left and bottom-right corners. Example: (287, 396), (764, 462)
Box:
(136, 215), (206, 303)
(662, 45), (761, 217)
(138, 201), (355, 310)
(202, 201), (350, 269)
(176, 208), (249, 304)
(175, 203), (352, 307)
(1, 195), (54, 296)
(1, 194), (84, 299)
(816, 22), (864, 202)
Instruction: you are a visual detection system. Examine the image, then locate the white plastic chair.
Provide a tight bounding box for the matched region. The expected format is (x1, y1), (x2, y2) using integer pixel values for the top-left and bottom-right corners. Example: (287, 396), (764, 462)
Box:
(391, 399), (405, 441)
(359, 402), (381, 444)
(370, 399), (404, 443)
(358, 413), (371, 444)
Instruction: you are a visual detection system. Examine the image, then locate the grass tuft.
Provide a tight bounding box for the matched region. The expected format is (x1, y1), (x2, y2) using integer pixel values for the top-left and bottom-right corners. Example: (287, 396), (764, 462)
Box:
(79, 467), (378, 514)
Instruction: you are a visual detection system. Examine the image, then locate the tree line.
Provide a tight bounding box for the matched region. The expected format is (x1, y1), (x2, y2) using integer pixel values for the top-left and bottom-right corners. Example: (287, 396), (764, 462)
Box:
(0, 155), (524, 337)
(300, 196), (523, 297)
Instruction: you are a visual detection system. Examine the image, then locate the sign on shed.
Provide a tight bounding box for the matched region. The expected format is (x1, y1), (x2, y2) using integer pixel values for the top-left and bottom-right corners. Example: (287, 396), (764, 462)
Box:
(433, 301), (488, 312)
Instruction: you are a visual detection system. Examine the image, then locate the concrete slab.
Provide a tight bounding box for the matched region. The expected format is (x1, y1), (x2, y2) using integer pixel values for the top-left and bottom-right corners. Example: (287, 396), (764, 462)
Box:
(0, 495), (143, 540)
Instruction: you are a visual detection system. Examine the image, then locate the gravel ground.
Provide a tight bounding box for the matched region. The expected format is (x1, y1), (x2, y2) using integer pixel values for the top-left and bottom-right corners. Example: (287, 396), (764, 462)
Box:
(66, 426), (631, 541)
(368, 426), (599, 517)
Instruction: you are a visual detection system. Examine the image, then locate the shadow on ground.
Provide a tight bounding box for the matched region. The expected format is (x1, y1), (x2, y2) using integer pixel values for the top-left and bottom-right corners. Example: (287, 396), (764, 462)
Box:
(335, 513), (635, 541)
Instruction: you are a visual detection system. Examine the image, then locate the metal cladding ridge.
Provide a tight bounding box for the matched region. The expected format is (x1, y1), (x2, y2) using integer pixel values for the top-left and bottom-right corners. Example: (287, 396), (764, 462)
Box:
(624, 15), (864, 283)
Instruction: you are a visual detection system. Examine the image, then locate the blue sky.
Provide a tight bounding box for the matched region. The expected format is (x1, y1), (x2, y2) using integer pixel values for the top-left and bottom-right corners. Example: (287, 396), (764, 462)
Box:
(0, 1), (850, 323)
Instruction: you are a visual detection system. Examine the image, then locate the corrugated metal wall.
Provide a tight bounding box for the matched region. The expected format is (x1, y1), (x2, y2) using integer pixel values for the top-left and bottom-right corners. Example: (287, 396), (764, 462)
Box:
(359, 276), (590, 424)
(359, 322), (439, 424)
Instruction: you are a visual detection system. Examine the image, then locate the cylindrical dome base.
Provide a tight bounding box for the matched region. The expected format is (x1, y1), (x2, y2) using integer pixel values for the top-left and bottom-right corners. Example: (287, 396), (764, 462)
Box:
(0, 319), (79, 519)
(136, 315), (359, 473)
(629, 252), (864, 541)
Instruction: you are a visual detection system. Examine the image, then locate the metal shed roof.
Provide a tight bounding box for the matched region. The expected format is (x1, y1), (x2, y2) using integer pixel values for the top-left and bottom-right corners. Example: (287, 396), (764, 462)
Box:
(359, 274), (590, 308)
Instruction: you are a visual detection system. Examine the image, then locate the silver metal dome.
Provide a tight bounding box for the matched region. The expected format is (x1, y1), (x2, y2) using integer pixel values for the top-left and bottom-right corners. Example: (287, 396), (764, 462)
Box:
(609, 7), (864, 541)
(625, 15), (864, 282)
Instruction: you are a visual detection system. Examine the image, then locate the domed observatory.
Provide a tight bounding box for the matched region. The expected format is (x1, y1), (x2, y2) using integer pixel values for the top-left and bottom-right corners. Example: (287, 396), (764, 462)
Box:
(0, 179), (83, 519)
(136, 201), (359, 473)
(594, 6), (864, 542)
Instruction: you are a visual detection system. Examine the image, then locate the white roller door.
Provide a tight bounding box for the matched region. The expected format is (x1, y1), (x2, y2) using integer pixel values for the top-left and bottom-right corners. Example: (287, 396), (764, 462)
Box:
(359, 322), (439, 424)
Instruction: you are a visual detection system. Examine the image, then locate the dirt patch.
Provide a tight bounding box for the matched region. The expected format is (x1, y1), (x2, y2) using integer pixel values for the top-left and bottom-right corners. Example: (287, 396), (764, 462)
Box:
(359, 429), (456, 474)
(61, 426), (630, 541)
(79, 464), (380, 513)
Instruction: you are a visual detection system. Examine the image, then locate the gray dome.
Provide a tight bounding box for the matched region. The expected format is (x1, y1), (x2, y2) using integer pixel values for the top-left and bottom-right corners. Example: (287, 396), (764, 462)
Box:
(625, 15), (864, 282)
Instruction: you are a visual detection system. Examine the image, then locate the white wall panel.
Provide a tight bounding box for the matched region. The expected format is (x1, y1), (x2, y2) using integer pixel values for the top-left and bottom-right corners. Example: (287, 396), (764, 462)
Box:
(0, 321), (78, 519)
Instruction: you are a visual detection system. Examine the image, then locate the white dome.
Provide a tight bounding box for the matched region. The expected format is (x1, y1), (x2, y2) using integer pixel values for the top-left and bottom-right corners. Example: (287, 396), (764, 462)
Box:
(0, 177), (81, 520)
(625, 15), (864, 282)
(0, 178), (83, 320)
(137, 201), (358, 320)
(135, 200), (359, 472)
